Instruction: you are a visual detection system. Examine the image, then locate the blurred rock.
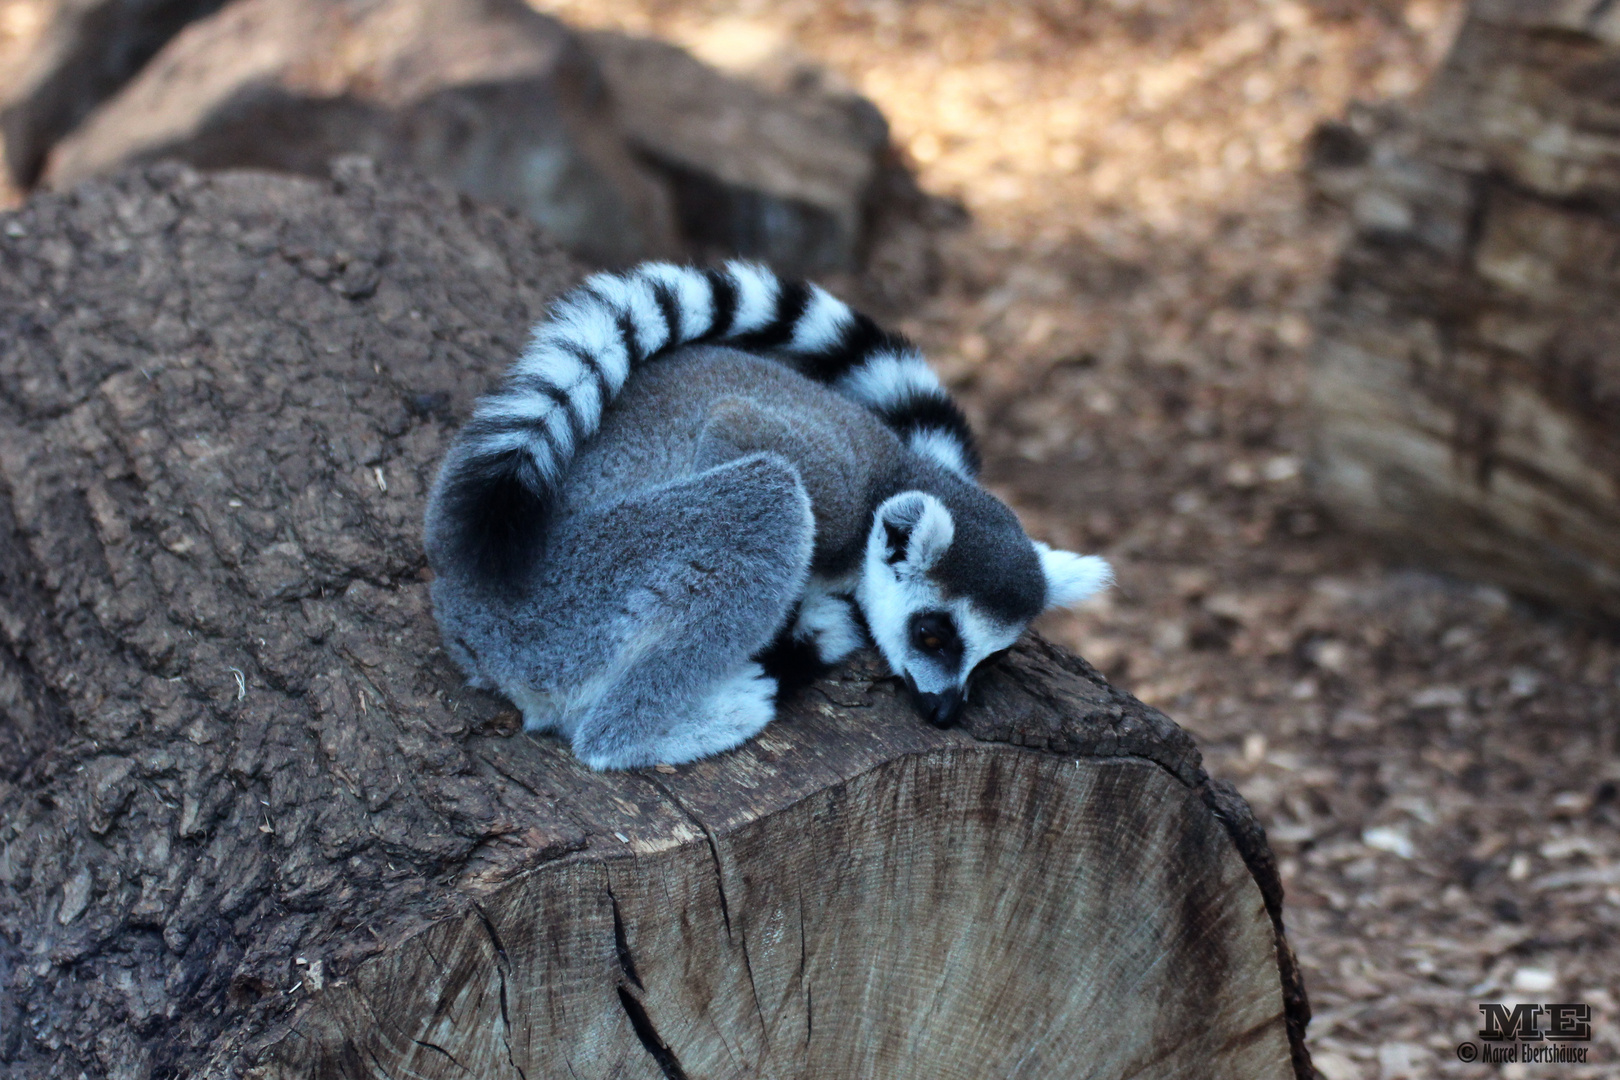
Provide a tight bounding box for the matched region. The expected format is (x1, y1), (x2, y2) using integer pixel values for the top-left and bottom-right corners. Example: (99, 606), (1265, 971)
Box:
(1307, 0), (1620, 619)
(583, 28), (895, 276)
(38, 0), (678, 266)
(1, 0), (224, 189)
(3, 0), (944, 281)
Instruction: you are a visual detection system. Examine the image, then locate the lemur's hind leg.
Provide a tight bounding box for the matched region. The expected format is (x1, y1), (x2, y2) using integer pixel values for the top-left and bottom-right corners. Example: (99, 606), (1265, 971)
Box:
(559, 452), (815, 770)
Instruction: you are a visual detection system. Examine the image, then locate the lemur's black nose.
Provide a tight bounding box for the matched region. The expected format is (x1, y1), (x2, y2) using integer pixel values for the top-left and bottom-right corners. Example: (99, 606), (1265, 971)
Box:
(915, 688), (965, 728)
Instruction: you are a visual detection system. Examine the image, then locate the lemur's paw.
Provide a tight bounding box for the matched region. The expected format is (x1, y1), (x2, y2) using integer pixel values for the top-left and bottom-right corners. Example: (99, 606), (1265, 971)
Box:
(702, 663), (778, 741)
(505, 684), (563, 734)
(633, 664), (778, 767)
(793, 588), (864, 665)
(521, 710), (561, 734)
(579, 665), (778, 771)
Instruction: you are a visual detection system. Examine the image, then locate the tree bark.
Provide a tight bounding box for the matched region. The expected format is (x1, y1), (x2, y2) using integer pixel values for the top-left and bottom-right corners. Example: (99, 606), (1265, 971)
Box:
(0, 163), (1310, 1079)
(1307, 0), (1620, 618)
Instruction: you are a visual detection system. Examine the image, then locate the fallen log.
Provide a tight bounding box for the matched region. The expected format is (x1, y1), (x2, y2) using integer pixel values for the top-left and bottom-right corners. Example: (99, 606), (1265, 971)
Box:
(0, 162), (1310, 1079)
(1307, 0), (1620, 617)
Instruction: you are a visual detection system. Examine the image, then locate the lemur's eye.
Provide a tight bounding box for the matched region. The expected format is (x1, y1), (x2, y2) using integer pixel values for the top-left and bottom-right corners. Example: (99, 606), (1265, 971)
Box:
(910, 612), (958, 656)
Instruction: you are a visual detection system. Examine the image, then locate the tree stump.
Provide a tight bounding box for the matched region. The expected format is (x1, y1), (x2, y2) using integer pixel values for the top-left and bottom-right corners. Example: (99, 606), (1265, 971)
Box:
(0, 163), (1310, 1079)
(1307, 0), (1620, 617)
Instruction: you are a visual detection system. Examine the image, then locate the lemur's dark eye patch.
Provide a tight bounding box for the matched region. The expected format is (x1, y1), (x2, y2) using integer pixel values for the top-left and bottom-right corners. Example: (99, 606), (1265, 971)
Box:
(909, 612), (960, 659)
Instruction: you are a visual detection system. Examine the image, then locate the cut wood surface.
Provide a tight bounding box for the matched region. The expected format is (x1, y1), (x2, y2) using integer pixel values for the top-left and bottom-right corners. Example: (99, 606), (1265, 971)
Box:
(1307, 0), (1620, 617)
(0, 163), (1310, 1079)
(267, 650), (1303, 1080)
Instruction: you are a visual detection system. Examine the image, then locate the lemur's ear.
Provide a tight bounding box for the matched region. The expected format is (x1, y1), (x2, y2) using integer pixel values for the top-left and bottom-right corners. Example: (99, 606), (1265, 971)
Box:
(1035, 542), (1113, 609)
(874, 492), (954, 573)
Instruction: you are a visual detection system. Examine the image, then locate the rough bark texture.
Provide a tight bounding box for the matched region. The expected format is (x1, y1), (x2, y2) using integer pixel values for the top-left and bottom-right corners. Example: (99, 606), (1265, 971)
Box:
(36, 0), (679, 266)
(1307, 0), (1620, 617)
(0, 164), (1309, 1079)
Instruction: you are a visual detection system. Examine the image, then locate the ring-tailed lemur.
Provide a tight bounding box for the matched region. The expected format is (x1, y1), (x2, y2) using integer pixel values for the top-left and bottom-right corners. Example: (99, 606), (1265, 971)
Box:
(425, 262), (1111, 770)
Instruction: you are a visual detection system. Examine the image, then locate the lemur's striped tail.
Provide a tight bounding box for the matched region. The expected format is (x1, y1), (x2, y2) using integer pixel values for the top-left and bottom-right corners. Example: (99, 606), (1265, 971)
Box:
(428, 261), (979, 583)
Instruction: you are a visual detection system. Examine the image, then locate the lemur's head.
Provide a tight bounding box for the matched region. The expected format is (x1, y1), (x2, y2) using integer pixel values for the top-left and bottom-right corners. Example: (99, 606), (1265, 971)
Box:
(856, 489), (1111, 728)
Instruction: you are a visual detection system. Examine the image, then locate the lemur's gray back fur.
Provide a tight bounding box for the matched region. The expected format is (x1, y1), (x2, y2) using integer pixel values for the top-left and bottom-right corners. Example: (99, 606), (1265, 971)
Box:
(426, 261), (979, 586)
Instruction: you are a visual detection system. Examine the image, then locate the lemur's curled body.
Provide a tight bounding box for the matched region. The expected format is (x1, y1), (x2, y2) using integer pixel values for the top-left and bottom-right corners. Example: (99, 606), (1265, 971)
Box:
(425, 263), (1110, 770)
